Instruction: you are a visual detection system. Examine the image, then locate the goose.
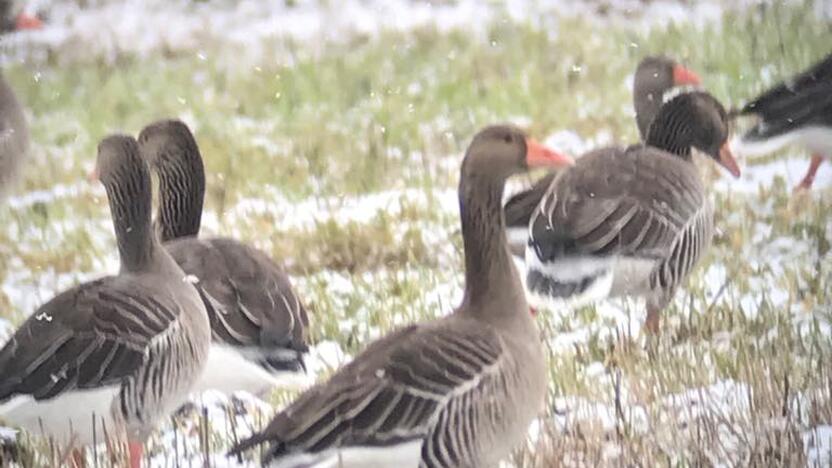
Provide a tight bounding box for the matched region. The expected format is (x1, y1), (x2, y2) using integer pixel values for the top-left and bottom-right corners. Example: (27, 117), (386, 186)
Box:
(0, 1), (42, 32)
(228, 125), (573, 467)
(0, 135), (210, 468)
(525, 91), (740, 333)
(504, 55), (701, 253)
(137, 119), (309, 395)
(733, 52), (832, 191)
(0, 71), (30, 199)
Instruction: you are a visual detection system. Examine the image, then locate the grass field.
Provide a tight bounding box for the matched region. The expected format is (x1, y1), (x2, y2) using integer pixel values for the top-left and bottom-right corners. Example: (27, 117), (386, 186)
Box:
(1, 0), (831, 466)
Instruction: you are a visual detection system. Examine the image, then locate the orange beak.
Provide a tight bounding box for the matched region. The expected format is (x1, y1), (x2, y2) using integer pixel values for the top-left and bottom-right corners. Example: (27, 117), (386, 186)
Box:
(526, 138), (574, 168)
(15, 12), (43, 31)
(672, 64), (701, 87)
(718, 141), (741, 178)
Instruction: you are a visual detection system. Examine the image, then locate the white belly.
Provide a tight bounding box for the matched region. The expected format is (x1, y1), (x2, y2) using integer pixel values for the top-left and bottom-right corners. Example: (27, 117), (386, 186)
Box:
(0, 386), (121, 446)
(267, 441), (422, 468)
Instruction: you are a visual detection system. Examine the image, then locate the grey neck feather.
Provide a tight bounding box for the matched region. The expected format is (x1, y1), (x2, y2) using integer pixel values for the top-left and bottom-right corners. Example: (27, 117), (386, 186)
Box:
(155, 142), (205, 242)
(458, 160), (517, 309)
(104, 162), (158, 273)
(645, 99), (694, 160)
(635, 89), (665, 141)
(634, 73), (674, 141)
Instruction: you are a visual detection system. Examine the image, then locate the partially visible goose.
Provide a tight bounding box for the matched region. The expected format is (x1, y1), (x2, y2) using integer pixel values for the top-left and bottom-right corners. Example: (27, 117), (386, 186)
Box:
(0, 1), (42, 33)
(734, 52), (832, 191)
(0, 135), (210, 468)
(228, 126), (573, 467)
(504, 55), (701, 253)
(138, 119), (309, 395)
(525, 91), (740, 333)
(0, 71), (30, 199)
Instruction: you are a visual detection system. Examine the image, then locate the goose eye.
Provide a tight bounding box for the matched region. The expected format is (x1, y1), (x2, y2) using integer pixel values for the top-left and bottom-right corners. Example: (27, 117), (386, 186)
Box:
(503, 134), (513, 144)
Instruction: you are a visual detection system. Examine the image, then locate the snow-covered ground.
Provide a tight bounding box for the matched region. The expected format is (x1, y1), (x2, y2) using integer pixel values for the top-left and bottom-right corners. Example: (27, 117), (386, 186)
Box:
(3, 0), (827, 67)
(1, 115), (829, 467)
(0, 0), (830, 466)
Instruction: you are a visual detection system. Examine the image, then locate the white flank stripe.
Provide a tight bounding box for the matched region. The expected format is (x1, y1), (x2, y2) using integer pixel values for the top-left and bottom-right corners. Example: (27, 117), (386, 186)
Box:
(525, 268), (614, 312)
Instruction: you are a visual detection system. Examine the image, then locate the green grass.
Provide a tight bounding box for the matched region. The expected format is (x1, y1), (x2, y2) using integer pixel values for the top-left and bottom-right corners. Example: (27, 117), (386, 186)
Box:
(1, 0), (831, 466)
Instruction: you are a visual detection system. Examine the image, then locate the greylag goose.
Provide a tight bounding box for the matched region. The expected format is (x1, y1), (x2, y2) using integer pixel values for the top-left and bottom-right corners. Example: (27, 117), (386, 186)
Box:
(138, 119), (309, 395)
(0, 71), (29, 199)
(525, 91), (740, 333)
(504, 55), (701, 253)
(228, 125), (573, 467)
(0, 135), (210, 468)
(734, 52), (832, 191)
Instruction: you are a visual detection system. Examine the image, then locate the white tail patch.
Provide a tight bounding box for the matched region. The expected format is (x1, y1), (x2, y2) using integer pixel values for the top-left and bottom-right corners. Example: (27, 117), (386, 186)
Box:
(524, 245), (612, 283)
(194, 344), (311, 396)
(0, 386), (120, 446)
(523, 246), (655, 311)
(524, 267), (614, 312)
(523, 249), (613, 310)
(267, 441), (422, 468)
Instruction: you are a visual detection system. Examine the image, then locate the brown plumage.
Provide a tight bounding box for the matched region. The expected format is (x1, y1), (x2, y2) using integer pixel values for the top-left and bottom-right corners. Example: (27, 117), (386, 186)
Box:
(228, 125), (573, 467)
(525, 91), (739, 333)
(138, 119), (309, 395)
(503, 55), (701, 253)
(0, 135), (210, 468)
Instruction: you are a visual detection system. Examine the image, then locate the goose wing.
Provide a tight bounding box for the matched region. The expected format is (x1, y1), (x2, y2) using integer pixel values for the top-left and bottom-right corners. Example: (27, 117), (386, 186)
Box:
(230, 321), (504, 464)
(740, 52), (832, 118)
(0, 277), (181, 401)
(529, 146), (705, 263)
(166, 238), (308, 363)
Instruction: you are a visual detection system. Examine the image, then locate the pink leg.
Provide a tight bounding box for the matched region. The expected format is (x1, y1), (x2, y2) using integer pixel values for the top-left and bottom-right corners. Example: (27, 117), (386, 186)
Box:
(645, 294), (670, 335)
(645, 305), (660, 335)
(128, 441), (143, 468)
(795, 154), (824, 192)
(71, 448), (86, 468)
